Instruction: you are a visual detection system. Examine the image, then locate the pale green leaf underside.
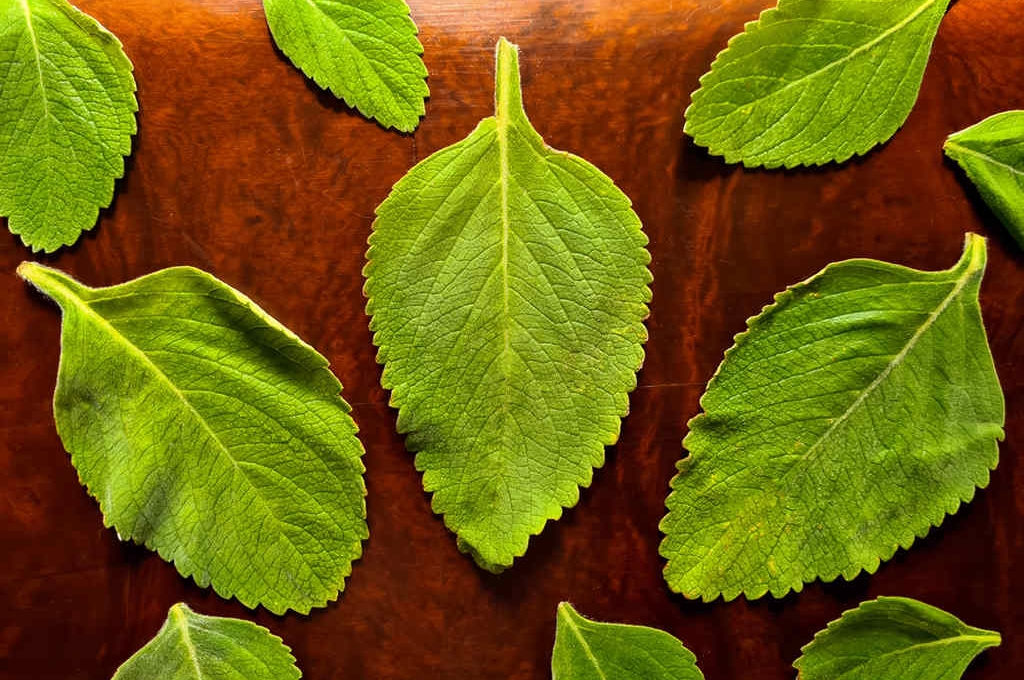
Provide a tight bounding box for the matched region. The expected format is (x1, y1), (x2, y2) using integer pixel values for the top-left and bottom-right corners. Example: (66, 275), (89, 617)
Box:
(18, 263), (367, 615)
(945, 110), (1024, 249)
(795, 597), (1000, 680)
(552, 603), (704, 680)
(112, 603), (302, 680)
(365, 39), (651, 572)
(660, 234), (1004, 601)
(684, 0), (950, 168)
(263, 0), (427, 132)
(0, 0), (137, 252)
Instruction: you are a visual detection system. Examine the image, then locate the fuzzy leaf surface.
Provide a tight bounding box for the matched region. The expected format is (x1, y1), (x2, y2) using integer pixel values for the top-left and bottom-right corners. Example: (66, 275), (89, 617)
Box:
(795, 597), (1001, 680)
(365, 38), (651, 572)
(0, 0), (137, 252)
(684, 0), (951, 168)
(945, 111), (1024, 248)
(552, 602), (704, 680)
(18, 263), (367, 615)
(263, 0), (427, 132)
(660, 234), (1004, 601)
(112, 603), (302, 680)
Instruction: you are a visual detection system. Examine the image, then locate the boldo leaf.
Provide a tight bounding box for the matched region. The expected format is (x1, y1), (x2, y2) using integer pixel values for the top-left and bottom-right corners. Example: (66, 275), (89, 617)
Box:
(552, 602), (704, 680)
(794, 597), (1001, 680)
(0, 0), (137, 252)
(111, 603), (302, 679)
(660, 234), (1004, 601)
(685, 0), (951, 168)
(262, 0), (428, 133)
(945, 111), (1024, 248)
(18, 263), (367, 615)
(365, 38), (652, 572)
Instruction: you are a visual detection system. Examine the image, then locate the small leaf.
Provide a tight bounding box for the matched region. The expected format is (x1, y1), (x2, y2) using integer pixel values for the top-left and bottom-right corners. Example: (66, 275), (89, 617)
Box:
(794, 597), (1001, 680)
(552, 603), (704, 680)
(660, 234), (1004, 601)
(263, 0), (428, 132)
(945, 111), (1024, 248)
(18, 263), (367, 615)
(364, 38), (652, 572)
(0, 0), (137, 252)
(685, 0), (951, 168)
(111, 603), (302, 679)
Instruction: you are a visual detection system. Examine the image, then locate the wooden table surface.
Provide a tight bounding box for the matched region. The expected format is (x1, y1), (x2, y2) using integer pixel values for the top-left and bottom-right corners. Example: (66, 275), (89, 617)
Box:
(1, 1), (1022, 678)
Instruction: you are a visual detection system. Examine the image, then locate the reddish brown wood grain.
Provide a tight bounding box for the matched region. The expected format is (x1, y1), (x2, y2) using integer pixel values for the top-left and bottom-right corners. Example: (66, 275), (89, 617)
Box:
(1, 1), (1022, 678)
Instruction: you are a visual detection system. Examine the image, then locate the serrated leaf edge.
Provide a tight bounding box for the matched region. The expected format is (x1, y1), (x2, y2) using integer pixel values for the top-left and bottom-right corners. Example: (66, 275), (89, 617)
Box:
(7, 0), (139, 253)
(263, 0), (428, 133)
(683, 0), (950, 169)
(18, 263), (367, 616)
(362, 38), (651, 572)
(659, 234), (1001, 602)
(793, 596), (1001, 677)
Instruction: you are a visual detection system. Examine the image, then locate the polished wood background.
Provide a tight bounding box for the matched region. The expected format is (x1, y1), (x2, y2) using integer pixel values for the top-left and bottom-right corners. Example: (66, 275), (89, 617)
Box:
(1, 0), (1022, 677)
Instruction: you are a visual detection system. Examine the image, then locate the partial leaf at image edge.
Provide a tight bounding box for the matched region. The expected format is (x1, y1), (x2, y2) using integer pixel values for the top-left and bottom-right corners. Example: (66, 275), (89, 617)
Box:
(365, 38), (652, 572)
(945, 110), (1024, 249)
(111, 603), (302, 679)
(794, 597), (1000, 680)
(684, 0), (952, 168)
(552, 602), (704, 680)
(0, 0), (137, 252)
(661, 234), (1004, 601)
(18, 263), (367, 615)
(262, 0), (428, 132)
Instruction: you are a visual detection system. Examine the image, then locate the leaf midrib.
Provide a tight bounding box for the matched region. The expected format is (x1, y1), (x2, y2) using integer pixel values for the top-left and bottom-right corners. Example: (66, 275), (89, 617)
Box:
(54, 282), (325, 597)
(496, 46), (514, 421)
(172, 607), (205, 680)
(697, 0), (941, 122)
(821, 632), (1001, 679)
(17, 0), (50, 121)
(560, 610), (609, 680)
(946, 141), (1024, 179)
(692, 250), (982, 587)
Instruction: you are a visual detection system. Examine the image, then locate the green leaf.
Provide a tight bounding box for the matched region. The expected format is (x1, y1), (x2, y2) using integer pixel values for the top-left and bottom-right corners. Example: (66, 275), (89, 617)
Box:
(262, 0), (428, 133)
(0, 0), (137, 252)
(112, 603), (302, 679)
(945, 111), (1024, 248)
(685, 0), (951, 168)
(660, 234), (1004, 601)
(552, 602), (704, 680)
(794, 597), (1001, 680)
(364, 38), (651, 572)
(18, 263), (367, 615)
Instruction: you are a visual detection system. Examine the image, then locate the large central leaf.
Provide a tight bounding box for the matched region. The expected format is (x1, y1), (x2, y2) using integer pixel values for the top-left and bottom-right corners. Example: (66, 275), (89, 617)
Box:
(661, 235), (1004, 601)
(19, 263), (367, 615)
(365, 39), (652, 571)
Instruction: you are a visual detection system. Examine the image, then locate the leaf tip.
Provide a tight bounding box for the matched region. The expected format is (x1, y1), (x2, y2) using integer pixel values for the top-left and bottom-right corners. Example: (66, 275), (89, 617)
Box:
(494, 37), (525, 123)
(961, 232), (988, 273)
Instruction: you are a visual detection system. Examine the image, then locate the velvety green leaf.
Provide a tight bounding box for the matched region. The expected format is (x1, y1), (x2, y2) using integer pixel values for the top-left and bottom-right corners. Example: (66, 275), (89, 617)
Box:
(18, 263), (367, 615)
(945, 111), (1024, 248)
(263, 0), (427, 132)
(552, 603), (704, 680)
(660, 234), (1004, 601)
(0, 0), (137, 252)
(794, 597), (1001, 680)
(365, 38), (651, 572)
(685, 0), (951, 168)
(112, 603), (302, 680)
